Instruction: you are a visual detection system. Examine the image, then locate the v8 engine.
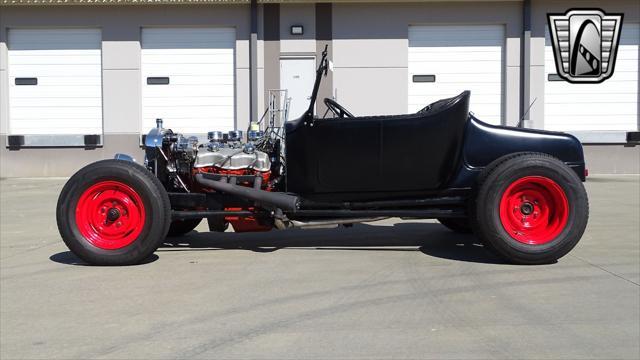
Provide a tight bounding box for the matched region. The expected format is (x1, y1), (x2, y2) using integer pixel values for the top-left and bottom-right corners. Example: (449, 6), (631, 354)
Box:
(144, 119), (282, 192)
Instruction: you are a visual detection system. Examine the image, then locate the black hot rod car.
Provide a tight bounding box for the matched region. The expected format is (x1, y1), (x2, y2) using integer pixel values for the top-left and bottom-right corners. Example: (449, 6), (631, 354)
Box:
(56, 48), (589, 266)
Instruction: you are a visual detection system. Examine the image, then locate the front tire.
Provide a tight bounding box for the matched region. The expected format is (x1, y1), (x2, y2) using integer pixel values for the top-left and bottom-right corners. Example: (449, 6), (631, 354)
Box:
(56, 159), (171, 265)
(473, 153), (589, 264)
(437, 218), (472, 233)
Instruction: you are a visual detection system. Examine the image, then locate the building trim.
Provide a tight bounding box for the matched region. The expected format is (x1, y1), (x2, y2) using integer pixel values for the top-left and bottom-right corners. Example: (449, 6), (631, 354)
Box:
(250, 0), (258, 122)
(1, 0), (523, 5)
(0, 0), (249, 5)
(263, 3), (280, 107)
(519, 0), (530, 127)
(315, 2), (332, 114)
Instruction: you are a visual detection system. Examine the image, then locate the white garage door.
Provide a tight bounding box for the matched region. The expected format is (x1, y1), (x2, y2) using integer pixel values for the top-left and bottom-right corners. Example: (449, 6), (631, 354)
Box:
(544, 23), (639, 137)
(141, 28), (236, 135)
(8, 28), (103, 136)
(409, 25), (504, 124)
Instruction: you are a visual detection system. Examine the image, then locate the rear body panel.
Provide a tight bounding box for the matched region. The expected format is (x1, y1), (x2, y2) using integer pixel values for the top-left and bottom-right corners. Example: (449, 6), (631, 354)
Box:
(449, 116), (586, 188)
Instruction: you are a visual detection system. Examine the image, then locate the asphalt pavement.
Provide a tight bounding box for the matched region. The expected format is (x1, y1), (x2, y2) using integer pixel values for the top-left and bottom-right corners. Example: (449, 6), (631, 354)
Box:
(1, 175), (639, 359)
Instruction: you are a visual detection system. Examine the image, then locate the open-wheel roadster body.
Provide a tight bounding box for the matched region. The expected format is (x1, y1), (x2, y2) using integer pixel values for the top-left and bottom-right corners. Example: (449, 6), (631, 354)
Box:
(57, 48), (589, 265)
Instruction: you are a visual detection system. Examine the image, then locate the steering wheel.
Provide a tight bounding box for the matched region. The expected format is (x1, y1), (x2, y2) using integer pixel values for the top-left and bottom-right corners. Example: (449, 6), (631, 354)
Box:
(324, 98), (354, 118)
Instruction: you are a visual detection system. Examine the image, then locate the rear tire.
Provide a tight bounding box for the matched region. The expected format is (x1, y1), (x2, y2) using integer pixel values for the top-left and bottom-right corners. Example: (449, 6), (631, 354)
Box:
(437, 218), (472, 233)
(56, 159), (171, 265)
(167, 218), (202, 237)
(472, 153), (588, 264)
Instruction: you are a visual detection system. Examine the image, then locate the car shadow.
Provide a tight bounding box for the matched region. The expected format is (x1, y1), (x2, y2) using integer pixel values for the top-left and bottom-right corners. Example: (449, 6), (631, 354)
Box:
(159, 222), (507, 265)
(49, 252), (159, 266)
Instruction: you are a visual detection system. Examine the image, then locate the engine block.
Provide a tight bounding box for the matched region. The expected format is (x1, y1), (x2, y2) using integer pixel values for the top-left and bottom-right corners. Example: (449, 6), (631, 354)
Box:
(143, 119), (282, 198)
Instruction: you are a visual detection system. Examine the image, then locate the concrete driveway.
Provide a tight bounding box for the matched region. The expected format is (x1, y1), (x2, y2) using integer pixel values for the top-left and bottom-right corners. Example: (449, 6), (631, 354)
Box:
(1, 175), (639, 360)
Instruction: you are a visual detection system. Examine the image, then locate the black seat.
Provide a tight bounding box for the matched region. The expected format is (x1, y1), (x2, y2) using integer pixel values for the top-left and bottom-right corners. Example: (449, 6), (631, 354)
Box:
(418, 91), (471, 116)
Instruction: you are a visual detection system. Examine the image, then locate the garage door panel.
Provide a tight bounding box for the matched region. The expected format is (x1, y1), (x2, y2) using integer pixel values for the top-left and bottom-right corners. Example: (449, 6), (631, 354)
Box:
(143, 65), (234, 77)
(143, 96), (233, 107)
(8, 29), (101, 51)
(158, 75), (234, 86)
(544, 23), (639, 133)
(410, 28), (506, 46)
(9, 53), (101, 66)
(546, 103), (636, 116)
(168, 76), (235, 86)
(10, 122), (101, 135)
(408, 25), (504, 124)
(142, 106), (234, 119)
(11, 97), (102, 108)
(23, 76), (103, 87)
(409, 51), (502, 62)
(409, 87), (501, 98)
(546, 119), (634, 132)
(142, 28), (235, 45)
(142, 53), (234, 63)
(141, 27), (236, 134)
(610, 61), (640, 72)
(143, 85), (234, 98)
(8, 28), (103, 137)
(11, 107), (102, 119)
(409, 93), (501, 103)
(10, 64), (101, 78)
(145, 77), (234, 87)
(142, 95), (235, 104)
(139, 119), (234, 135)
(410, 76), (502, 85)
(408, 66), (502, 76)
(545, 80), (638, 94)
(143, 60), (234, 69)
(410, 62), (503, 71)
(142, 47), (235, 55)
(545, 93), (637, 104)
(14, 75), (101, 88)
(11, 86), (102, 99)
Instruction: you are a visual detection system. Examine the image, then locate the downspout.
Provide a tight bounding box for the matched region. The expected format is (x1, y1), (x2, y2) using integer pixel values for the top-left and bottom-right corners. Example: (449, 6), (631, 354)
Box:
(520, 0), (532, 128)
(249, 0), (258, 124)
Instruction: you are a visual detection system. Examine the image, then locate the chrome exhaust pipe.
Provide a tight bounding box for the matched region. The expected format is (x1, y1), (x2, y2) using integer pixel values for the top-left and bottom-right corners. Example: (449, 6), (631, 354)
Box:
(274, 217), (388, 230)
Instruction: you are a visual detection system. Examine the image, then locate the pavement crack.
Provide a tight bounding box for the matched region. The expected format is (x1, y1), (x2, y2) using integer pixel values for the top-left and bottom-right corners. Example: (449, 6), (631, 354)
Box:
(570, 254), (640, 287)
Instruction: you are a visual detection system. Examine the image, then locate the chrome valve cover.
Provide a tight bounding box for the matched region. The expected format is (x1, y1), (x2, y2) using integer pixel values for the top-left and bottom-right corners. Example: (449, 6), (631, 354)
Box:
(194, 147), (271, 172)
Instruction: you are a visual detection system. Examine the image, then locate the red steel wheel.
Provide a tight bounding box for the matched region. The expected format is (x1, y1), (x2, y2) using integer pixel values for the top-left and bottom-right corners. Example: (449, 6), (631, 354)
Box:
(472, 153), (588, 264)
(499, 176), (569, 245)
(75, 180), (146, 250)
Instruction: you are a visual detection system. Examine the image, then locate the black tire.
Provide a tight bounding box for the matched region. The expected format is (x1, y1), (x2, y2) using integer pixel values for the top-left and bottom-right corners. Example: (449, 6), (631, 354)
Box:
(56, 159), (171, 265)
(437, 218), (472, 233)
(473, 153), (589, 265)
(207, 217), (229, 232)
(167, 218), (202, 237)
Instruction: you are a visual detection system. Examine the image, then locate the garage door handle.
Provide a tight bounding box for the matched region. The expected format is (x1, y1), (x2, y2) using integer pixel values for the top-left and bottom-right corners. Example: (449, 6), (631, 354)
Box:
(413, 75), (436, 83)
(147, 77), (170, 85)
(15, 78), (37, 86)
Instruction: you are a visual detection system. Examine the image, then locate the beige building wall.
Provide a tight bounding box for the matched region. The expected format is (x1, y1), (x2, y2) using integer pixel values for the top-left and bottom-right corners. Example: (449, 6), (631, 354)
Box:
(280, 3), (317, 54)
